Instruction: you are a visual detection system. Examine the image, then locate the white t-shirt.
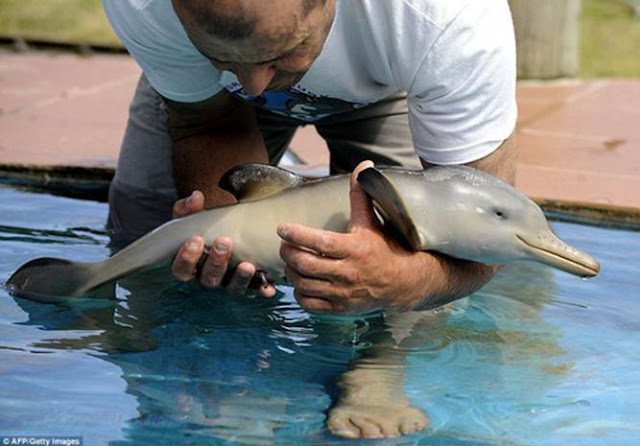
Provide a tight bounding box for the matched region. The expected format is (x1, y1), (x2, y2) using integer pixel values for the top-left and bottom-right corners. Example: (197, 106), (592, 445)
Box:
(103, 0), (517, 165)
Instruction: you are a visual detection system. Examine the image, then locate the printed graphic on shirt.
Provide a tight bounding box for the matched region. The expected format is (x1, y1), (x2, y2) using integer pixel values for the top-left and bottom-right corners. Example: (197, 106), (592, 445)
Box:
(225, 82), (366, 122)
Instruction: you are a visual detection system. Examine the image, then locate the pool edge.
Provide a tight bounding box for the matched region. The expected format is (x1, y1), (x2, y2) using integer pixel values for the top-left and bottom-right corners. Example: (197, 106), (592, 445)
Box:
(1, 164), (639, 229)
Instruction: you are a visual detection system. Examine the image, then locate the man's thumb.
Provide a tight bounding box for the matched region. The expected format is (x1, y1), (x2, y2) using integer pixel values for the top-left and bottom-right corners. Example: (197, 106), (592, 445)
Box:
(349, 160), (378, 231)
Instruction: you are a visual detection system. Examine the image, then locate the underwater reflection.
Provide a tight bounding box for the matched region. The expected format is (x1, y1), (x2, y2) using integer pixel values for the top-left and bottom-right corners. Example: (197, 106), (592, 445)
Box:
(6, 258), (572, 445)
(3, 185), (638, 445)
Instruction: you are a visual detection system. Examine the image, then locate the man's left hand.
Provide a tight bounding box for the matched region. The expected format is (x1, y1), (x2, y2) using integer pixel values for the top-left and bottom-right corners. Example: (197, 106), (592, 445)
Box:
(278, 161), (440, 314)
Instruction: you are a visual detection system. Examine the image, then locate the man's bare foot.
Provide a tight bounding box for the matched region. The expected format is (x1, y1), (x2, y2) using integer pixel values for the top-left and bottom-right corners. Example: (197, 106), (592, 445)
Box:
(328, 402), (428, 439)
(327, 368), (429, 438)
(326, 310), (445, 438)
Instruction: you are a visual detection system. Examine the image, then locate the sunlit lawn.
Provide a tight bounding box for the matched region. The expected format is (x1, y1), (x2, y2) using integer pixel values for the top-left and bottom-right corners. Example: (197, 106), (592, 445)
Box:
(0, 0), (638, 77)
(580, 0), (640, 77)
(0, 0), (119, 46)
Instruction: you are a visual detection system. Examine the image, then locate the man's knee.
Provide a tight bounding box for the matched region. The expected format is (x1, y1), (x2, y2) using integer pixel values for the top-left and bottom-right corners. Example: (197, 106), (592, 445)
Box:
(315, 93), (421, 173)
(108, 74), (177, 248)
(107, 180), (176, 249)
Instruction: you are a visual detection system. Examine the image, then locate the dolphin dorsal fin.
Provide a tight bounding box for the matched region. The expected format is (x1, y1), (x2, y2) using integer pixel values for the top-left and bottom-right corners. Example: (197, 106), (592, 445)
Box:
(357, 167), (423, 252)
(219, 163), (305, 202)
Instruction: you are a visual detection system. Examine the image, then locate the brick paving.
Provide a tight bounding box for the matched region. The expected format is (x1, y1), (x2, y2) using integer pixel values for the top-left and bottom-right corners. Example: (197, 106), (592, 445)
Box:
(1, 51), (638, 209)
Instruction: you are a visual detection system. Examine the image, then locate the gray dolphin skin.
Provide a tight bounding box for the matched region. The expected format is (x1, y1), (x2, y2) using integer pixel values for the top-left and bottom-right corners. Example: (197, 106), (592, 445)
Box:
(6, 164), (600, 301)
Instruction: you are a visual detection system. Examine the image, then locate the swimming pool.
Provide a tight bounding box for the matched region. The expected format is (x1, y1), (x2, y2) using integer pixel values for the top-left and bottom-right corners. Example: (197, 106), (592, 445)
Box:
(0, 184), (638, 446)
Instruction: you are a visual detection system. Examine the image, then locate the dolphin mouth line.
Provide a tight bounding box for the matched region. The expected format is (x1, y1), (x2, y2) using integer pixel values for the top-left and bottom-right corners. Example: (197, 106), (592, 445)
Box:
(515, 235), (599, 277)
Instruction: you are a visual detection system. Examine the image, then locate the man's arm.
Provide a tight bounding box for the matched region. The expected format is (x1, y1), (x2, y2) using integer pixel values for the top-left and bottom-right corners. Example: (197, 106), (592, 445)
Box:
(415, 131), (518, 308)
(165, 91), (277, 296)
(166, 90), (268, 206)
(422, 132), (517, 187)
(278, 132), (517, 313)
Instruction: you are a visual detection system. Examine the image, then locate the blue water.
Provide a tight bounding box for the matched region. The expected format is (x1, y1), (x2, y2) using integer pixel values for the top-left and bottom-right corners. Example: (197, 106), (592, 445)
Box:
(0, 184), (638, 446)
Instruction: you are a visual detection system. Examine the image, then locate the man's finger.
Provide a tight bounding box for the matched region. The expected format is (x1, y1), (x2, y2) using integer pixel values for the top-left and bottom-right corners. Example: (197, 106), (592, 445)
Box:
(172, 235), (204, 281)
(294, 291), (333, 313)
(256, 280), (278, 298)
(199, 236), (232, 288)
(349, 160), (378, 231)
(280, 241), (345, 281)
(284, 265), (336, 297)
(172, 190), (205, 218)
(227, 261), (256, 296)
(277, 224), (349, 259)
(172, 198), (187, 219)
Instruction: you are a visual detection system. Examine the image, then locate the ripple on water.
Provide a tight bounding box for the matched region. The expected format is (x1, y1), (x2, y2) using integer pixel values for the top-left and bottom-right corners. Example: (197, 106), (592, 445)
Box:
(1, 188), (639, 445)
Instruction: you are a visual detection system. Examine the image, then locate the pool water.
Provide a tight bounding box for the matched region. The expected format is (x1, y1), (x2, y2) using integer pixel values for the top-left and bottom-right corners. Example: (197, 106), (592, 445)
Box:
(0, 185), (638, 446)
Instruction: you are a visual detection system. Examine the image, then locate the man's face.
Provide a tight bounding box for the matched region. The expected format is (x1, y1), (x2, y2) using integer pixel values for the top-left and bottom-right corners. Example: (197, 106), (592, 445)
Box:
(174, 0), (336, 96)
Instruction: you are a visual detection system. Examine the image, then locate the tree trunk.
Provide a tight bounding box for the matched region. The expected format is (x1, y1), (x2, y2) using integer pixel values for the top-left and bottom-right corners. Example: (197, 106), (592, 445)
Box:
(508, 0), (581, 79)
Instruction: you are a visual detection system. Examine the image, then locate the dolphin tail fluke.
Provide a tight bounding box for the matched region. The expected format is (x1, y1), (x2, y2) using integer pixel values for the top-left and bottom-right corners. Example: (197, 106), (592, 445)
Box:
(6, 257), (105, 302)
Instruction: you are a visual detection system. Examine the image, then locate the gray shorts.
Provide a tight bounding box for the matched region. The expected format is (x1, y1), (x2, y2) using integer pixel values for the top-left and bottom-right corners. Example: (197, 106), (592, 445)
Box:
(107, 74), (421, 244)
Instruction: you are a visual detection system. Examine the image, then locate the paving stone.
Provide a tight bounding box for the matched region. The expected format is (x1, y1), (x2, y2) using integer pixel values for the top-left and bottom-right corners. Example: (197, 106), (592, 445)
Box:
(1, 51), (638, 209)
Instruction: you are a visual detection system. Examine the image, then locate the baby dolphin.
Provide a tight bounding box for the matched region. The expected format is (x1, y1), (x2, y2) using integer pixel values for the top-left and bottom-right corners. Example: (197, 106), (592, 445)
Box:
(360, 166), (600, 277)
(6, 164), (599, 302)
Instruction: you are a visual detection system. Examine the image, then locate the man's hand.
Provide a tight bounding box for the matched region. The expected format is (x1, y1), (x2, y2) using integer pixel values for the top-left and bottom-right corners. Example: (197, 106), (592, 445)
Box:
(279, 132), (516, 314)
(170, 191), (277, 297)
(278, 161), (445, 314)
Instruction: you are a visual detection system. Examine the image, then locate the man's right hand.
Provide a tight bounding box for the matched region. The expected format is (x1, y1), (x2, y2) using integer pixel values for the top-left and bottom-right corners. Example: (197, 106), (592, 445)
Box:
(170, 190), (277, 297)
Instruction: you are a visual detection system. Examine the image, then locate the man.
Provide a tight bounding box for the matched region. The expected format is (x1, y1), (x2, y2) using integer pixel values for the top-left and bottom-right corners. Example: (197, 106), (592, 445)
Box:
(102, 0), (517, 437)
(103, 0), (517, 308)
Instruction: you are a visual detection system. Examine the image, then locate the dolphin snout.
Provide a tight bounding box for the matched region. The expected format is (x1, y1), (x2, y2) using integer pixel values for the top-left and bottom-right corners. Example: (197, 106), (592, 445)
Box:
(516, 231), (600, 277)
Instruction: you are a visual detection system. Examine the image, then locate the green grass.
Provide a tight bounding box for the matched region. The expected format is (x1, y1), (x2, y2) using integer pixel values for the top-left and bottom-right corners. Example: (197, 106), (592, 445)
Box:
(580, 0), (640, 77)
(0, 0), (638, 77)
(0, 0), (120, 46)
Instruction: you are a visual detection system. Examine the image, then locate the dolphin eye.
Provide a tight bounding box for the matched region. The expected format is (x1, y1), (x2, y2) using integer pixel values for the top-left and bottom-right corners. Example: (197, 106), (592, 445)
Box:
(494, 209), (507, 220)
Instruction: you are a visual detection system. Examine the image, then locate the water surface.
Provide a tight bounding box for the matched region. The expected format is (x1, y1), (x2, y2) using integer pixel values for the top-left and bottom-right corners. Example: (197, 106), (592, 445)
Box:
(0, 185), (638, 445)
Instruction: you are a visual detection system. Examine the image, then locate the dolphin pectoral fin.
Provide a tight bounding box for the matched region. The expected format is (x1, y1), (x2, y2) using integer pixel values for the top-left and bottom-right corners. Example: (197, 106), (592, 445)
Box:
(357, 167), (423, 252)
(219, 163), (305, 202)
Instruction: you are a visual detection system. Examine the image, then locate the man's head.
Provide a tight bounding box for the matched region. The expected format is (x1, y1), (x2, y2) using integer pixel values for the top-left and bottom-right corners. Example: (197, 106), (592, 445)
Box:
(173, 0), (336, 95)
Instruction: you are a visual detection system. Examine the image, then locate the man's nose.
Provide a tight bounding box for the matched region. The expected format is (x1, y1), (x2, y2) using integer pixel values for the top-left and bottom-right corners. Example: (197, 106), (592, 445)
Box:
(236, 65), (276, 96)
